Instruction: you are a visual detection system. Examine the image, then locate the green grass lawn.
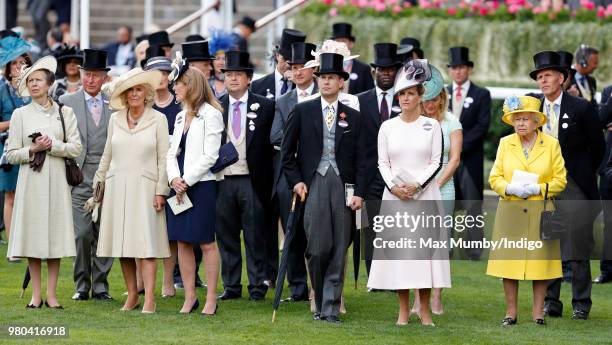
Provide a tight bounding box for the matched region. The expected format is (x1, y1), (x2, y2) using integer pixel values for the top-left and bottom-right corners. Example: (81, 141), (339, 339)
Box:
(1, 238), (611, 345)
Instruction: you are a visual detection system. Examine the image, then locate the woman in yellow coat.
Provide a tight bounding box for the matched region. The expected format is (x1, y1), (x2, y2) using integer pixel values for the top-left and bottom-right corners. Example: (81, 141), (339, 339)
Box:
(487, 95), (567, 326)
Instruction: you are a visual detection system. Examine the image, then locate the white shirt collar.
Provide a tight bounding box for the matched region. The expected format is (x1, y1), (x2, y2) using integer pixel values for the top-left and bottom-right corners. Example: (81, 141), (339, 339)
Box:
(321, 97), (339, 113)
(275, 69), (284, 84)
(297, 83), (315, 96)
(84, 92), (102, 102)
(452, 80), (470, 92)
(229, 91), (249, 106)
(544, 92), (563, 108)
(376, 86), (393, 97)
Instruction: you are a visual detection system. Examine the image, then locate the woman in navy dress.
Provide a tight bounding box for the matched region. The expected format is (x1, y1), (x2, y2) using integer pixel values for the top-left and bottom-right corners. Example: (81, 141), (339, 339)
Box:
(167, 62), (223, 315)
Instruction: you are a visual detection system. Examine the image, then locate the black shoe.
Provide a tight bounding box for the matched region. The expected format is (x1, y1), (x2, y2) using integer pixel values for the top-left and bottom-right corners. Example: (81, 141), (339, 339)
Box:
(44, 301), (64, 309)
(201, 304), (218, 316)
(571, 310), (588, 320)
(501, 317), (517, 326)
(323, 315), (342, 324)
(217, 291), (241, 300)
(248, 294), (265, 301)
(593, 274), (612, 284)
(26, 300), (43, 308)
(543, 307), (562, 318)
(71, 292), (89, 301)
(180, 299), (199, 314)
(313, 312), (321, 321)
(534, 318), (546, 325)
(92, 292), (113, 301)
(174, 282), (184, 289)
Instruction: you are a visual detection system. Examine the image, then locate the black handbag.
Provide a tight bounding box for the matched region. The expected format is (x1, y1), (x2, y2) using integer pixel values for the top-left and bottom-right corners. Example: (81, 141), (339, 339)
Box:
(540, 183), (567, 240)
(58, 103), (84, 186)
(210, 128), (238, 174)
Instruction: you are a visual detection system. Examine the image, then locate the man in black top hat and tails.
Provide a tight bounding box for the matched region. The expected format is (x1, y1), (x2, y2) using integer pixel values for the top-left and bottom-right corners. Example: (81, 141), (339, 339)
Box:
(270, 42), (318, 301)
(60, 49), (114, 302)
(331, 23), (374, 96)
(282, 52), (367, 323)
(445, 46), (491, 260)
(216, 51), (276, 301)
(357, 43), (402, 277)
(595, 83), (612, 285)
(527, 51), (605, 321)
(251, 28), (306, 101)
(147, 31), (174, 58)
(182, 40), (216, 80)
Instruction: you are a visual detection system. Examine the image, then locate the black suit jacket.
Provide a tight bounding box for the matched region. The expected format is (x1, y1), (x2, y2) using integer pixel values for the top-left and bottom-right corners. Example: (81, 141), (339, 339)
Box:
(600, 85), (612, 128)
(250, 72), (276, 100)
(357, 88), (399, 198)
(348, 59), (375, 95)
(535, 92), (605, 199)
(571, 74), (597, 107)
(281, 97), (367, 197)
(104, 42), (135, 67)
(220, 92), (276, 204)
(447, 81), (491, 198)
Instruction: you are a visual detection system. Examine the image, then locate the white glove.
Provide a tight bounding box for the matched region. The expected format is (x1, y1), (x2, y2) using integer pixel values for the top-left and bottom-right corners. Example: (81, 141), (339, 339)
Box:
(505, 183), (530, 198)
(524, 183), (541, 197)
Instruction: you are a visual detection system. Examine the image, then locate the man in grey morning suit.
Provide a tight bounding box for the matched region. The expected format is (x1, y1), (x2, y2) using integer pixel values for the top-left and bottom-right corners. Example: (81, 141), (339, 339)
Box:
(60, 49), (114, 301)
(270, 42), (318, 301)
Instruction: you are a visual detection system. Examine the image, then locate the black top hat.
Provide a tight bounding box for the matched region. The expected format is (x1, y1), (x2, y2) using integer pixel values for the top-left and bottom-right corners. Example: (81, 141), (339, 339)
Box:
(182, 40), (215, 62)
(148, 31), (174, 48)
(185, 34), (206, 42)
(80, 49), (110, 71)
(370, 43), (402, 68)
(289, 42), (316, 65)
(397, 37), (424, 59)
(239, 16), (257, 32)
(140, 44), (166, 68)
(556, 50), (576, 78)
(314, 53), (349, 80)
(331, 23), (355, 42)
(277, 29), (306, 60)
(0, 29), (18, 39)
(135, 33), (148, 44)
(54, 45), (84, 63)
(220, 50), (253, 73)
(529, 51), (568, 81)
(447, 47), (473, 67)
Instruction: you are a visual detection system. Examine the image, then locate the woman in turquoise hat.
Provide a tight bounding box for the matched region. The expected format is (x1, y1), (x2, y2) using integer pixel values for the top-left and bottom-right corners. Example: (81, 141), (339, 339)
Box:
(0, 36), (32, 262)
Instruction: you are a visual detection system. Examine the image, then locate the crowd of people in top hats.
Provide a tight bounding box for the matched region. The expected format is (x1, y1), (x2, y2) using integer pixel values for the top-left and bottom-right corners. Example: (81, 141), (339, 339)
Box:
(1, 18), (611, 328)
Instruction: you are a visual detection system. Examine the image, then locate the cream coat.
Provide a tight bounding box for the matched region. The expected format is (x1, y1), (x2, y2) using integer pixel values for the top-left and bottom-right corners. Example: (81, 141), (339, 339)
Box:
(6, 101), (82, 259)
(95, 107), (171, 258)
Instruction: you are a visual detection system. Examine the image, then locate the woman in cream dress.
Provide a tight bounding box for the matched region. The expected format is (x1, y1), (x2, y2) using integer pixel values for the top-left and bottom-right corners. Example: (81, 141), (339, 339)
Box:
(95, 68), (170, 313)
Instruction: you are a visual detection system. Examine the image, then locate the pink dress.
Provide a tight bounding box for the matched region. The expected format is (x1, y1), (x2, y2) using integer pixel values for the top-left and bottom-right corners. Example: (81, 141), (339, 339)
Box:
(367, 115), (452, 289)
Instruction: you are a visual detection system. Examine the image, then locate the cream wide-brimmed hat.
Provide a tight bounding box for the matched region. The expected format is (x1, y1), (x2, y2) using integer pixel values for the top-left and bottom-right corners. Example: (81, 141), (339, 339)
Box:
(17, 55), (57, 97)
(109, 67), (163, 110)
(301, 40), (359, 70)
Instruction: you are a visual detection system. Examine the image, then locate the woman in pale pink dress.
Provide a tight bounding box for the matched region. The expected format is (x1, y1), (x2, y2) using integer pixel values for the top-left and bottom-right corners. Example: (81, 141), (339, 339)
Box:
(367, 59), (451, 326)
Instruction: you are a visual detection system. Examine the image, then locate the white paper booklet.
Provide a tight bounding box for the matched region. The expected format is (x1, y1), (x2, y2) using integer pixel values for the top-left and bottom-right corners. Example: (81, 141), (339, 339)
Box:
(511, 169), (539, 185)
(167, 194), (193, 215)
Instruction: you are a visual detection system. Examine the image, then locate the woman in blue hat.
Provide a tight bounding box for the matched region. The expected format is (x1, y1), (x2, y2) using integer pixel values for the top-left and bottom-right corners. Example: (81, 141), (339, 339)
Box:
(0, 36), (32, 261)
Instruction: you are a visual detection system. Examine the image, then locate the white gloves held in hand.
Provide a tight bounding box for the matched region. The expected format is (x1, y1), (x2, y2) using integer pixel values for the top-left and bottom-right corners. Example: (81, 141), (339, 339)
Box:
(505, 183), (541, 198)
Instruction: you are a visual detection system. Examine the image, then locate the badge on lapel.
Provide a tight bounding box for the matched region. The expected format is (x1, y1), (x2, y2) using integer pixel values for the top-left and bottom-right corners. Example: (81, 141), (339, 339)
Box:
(391, 106), (401, 114)
(249, 119), (255, 131)
(562, 113), (569, 119)
(422, 120), (433, 131)
(265, 89), (274, 99)
(561, 113), (570, 129)
(246, 112), (257, 119)
(349, 73), (358, 81)
(338, 112), (349, 128)
(463, 96), (474, 109)
(250, 103), (260, 111)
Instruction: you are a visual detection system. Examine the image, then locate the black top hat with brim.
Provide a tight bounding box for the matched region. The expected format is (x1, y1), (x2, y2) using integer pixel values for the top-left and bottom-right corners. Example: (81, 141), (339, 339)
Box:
(447, 47), (473, 67)
(140, 44), (166, 68)
(80, 49), (110, 71)
(289, 42), (316, 65)
(556, 50), (576, 78)
(185, 34), (205, 42)
(148, 31), (174, 48)
(182, 40), (215, 62)
(331, 23), (355, 42)
(55, 45), (84, 63)
(370, 43), (402, 68)
(529, 51), (568, 81)
(220, 50), (253, 73)
(277, 29), (306, 60)
(397, 37), (423, 58)
(314, 53), (349, 80)
(240, 16), (257, 32)
(135, 33), (148, 44)
(143, 56), (172, 72)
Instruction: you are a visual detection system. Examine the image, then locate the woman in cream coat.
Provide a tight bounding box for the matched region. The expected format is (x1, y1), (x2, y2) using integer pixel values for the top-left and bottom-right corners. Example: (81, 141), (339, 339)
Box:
(7, 56), (82, 309)
(167, 65), (224, 315)
(487, 95), (567, 326)
(95, 68), (170, 313)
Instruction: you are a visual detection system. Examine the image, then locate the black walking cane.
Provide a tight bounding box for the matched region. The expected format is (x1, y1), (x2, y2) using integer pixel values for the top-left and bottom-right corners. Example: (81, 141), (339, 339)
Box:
(20, 266), (30, 298)
(272, 192), (305, 323)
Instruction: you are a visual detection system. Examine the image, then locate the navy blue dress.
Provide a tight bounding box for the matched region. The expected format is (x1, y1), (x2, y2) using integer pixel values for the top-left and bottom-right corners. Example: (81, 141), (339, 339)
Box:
(166, 130), (218, 244)
(153, 95), (182, 135)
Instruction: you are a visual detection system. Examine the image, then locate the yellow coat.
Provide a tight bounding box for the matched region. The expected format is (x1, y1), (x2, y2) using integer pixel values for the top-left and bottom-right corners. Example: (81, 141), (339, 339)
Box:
(486, 131), (567, 280)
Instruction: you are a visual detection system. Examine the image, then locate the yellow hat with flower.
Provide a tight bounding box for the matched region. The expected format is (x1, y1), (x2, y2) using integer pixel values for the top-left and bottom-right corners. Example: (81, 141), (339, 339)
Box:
(501, 95), (547, 127)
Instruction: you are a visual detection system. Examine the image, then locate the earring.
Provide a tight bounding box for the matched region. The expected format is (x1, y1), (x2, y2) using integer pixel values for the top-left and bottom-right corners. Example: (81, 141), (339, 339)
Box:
(144, 99), (148, 104)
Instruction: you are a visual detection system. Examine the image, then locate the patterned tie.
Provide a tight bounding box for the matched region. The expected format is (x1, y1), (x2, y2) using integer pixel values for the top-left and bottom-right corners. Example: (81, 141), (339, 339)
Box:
(90, 97), (102, 126)
(456, 84), (462, 98)
(232, 101), (242, 138)
(280, 78), (289, 95)
(380, 91), (389, 121)
(300, 90), (309, 98)
(325, 105), (335, 131)
(547, 103), (558, 139)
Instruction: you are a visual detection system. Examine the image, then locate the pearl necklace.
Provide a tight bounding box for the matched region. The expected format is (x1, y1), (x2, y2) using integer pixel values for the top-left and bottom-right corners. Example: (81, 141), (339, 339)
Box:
(127, 110), (142, 126)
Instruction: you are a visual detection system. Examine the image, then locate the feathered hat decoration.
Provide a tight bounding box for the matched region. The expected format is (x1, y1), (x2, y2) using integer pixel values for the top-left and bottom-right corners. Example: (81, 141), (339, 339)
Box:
(168, 51), (189, 84)
(394, 59), (432, 95)
(0, 36), (31, 67)
(209, 29), (236, 56)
